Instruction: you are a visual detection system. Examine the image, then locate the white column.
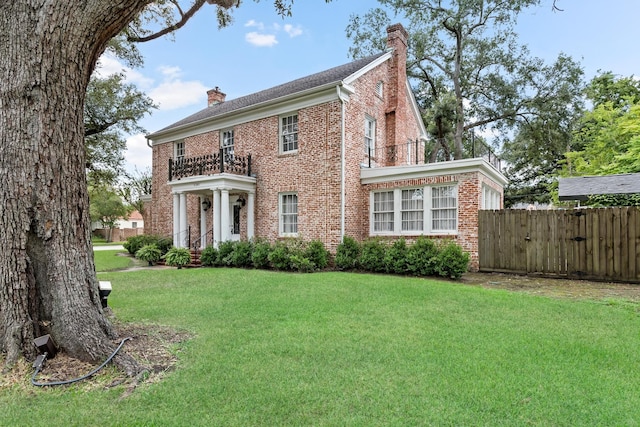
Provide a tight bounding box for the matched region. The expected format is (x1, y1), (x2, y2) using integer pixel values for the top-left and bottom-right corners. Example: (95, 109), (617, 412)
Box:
(199, 196), (207, 249)
(213, 189), (221, 248)
(179, 192), (188, 248)
(247, 192), (255, 241)
(220, 188), (230, 243)
(173, 193), (180, 247)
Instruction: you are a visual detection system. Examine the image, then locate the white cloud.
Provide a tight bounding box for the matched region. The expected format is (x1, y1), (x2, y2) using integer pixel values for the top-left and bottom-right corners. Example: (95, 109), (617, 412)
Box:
(245, 32), (278, 47)
(94, 54), (154, 89)
(244, 19), (265, 30)
(149, 78), (207, 110)
(158, 65), (183, 80)
(283, 24), (303, 38)
(124, 133), (153, 173)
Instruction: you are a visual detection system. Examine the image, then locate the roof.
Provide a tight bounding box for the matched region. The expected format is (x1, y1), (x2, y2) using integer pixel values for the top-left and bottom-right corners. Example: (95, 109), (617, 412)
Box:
(149, 52), (388, 137)
(558, 173), (640, 201)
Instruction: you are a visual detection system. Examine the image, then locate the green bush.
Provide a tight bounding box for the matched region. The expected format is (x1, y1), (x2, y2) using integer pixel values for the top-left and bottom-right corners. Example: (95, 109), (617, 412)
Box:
(135, 244), (162, 265)
(124, 235), (172, 256)
(290, 254), (315, 273)
(200, 246), (218, 267)
(406, 236), (439, 277)
(384, 238), (408, 274)
(335, 236), (361, 270)
(305, 240), (329, 270)
(231, 240), (253, 268)
(360, 238), (387, 273)
(435, 240), (470, 279)
(251, 239), (272, 269)
(163, 247), (192, 269)
(268, 242), (292, 271)
(217, 241), (237, 266)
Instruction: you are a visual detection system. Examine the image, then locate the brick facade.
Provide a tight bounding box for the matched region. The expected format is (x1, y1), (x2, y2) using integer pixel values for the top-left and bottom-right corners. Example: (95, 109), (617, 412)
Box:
(147, 24), (506, 271)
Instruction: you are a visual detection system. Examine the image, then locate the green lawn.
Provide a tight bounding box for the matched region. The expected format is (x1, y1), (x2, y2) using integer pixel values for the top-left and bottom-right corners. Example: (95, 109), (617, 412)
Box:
(2, 268), (640, 426)
(94, 249), (136, 272)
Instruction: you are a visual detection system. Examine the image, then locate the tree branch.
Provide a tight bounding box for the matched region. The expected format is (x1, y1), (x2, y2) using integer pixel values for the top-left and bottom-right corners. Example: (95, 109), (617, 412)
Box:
(127, 0), (210, 43)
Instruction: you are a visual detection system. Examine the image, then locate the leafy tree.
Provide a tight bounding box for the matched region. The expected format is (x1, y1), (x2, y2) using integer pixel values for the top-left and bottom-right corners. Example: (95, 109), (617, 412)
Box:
(347, 0), (582, 161)
(90, 185), (132, 242)
(84, 74), (156, 187)
(0, 0), (318, 373)
(120, 167), (153, 215)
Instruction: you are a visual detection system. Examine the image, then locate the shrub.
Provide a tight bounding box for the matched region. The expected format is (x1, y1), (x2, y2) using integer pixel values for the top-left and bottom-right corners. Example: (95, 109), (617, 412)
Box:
(155, 236), (174, 255)
(163, 247), (192, 269)
(335, 236), (361, 270)
(360, 238), (387, 273)
(406, 236), (439, 277)
(305, 240), (329, 270)
(135, 244), (162, 265)
(268, 242), (292, 271)
(124, 235), (172, 256)
(384, 238), (408, 274)
(231, 240), (253, 268)
(435, 240), (470, 279)
(251, 239), (272, 269)
(290, 255), (315, 273)
(216, 241), (237, 266)
(200, 246), (218, 267)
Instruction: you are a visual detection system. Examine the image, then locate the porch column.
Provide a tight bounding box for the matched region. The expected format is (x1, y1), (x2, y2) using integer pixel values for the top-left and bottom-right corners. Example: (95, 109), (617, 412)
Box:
(220, 188), (230, 242)
(199, 196), (207, 249)
(213, 189), (221, 248)
(179, 192), (188, 248)
(247, 191), (255, 241)
(173, 193), (180, 247)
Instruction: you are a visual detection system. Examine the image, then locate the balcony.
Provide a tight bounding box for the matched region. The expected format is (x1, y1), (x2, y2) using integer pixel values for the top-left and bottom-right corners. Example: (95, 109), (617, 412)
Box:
(169, 149), (252, 181)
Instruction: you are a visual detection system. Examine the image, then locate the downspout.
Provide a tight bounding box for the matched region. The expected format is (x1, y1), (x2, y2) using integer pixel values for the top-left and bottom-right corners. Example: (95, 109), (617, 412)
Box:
(337, 85), (347, 241)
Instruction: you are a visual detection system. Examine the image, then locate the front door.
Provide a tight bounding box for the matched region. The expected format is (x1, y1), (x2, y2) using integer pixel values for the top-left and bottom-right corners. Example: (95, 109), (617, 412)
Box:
(229, 196), (241, 241)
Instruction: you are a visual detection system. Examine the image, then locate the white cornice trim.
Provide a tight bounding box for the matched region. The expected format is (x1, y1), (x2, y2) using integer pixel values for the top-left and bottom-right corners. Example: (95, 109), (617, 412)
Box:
(169, 173), (257, 194)
(343, 51), (393, 85)
(360, 158), (508, 186)
(406, 80), (428, 139)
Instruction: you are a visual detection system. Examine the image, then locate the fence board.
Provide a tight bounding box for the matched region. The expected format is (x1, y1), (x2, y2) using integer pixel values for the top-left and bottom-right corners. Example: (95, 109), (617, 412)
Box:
(478, 207), (640, 283)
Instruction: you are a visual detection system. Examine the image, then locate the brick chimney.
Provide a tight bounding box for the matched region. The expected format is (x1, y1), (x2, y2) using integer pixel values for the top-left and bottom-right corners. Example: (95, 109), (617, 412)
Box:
(207, 87), (226, 106)
(385, 23), (409, 160)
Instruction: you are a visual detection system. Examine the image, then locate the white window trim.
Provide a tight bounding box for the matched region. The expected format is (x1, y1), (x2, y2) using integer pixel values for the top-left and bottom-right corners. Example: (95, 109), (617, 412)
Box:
(279, 112), (299, 154)
(370, 184), (458, 236)
(365, 115), (376, 156)
(279, 192), (299, 237)
(221, 128), (234, 162)
(481, 184), (501, 210)
(174, 140), (185, 160)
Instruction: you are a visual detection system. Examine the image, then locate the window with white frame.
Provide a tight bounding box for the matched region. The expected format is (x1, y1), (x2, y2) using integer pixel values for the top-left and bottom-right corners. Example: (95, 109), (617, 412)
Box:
(279, 193), (298, 236)
(431, 185), (458, 232)
(370, 185), (458, 235)
(482, 185), (501, 210)
(174, 140), (185, 161)
(221, 129), (234, 163)
(131, 222), (138, 229)
(365, 116), (376, 156)
(373, 191), (394, 232)
(280, 113), (298, 153)
(376, 81), (384, 98)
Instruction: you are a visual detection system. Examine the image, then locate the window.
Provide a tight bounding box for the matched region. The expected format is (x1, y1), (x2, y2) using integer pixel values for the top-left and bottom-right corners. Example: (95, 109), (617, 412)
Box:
(376, 81), (384, 98)
(279, 193), (298, 236)
(482, 185), (501, 210)
(373, 191), (394, 232)
(221, 129), (234, 163)
(174, 140), (185, 161)
(401, 189), (424, 232)
(131, 222), (138, 229)
(371, 185), (458, 235)
(280, 114), (298, 153)
(431, 186), (457, 232)
(365, 116), (376, 156)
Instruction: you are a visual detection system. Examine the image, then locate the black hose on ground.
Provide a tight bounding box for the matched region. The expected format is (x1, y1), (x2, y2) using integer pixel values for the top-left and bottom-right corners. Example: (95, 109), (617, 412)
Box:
(31, 337), (132, 387)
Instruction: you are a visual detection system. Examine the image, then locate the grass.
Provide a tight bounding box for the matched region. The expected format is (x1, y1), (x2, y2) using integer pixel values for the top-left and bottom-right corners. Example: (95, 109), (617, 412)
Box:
(2, 268), (640, 426)
(94, 249), (136, 272)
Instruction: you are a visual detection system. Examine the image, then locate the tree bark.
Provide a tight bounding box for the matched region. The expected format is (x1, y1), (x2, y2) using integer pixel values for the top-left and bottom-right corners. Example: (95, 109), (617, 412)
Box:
(0, 0), (152, 373)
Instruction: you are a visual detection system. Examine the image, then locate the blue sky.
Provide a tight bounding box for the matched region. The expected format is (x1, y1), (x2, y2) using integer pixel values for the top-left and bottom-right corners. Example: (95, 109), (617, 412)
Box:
(102, 0), (640, 173)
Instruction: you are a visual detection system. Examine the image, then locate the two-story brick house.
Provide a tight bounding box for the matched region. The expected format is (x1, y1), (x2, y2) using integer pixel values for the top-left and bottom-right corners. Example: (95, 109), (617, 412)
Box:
(146, 24), (506, 269)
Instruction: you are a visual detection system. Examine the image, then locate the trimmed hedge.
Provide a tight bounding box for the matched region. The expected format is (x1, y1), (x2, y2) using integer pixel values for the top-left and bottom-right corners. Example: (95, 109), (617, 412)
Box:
(124, 234), (172, 256)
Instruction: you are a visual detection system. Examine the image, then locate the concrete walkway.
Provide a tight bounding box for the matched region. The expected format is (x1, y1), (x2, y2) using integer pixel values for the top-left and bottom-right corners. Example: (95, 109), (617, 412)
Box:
(93, 245), (125, 251)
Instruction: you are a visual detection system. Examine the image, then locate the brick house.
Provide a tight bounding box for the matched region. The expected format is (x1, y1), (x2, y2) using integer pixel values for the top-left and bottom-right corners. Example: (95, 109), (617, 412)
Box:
(146, 24), (506, 270)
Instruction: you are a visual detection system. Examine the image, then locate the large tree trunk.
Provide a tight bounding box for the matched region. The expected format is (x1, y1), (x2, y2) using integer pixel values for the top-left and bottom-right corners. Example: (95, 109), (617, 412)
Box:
(0, 1), (150, 373)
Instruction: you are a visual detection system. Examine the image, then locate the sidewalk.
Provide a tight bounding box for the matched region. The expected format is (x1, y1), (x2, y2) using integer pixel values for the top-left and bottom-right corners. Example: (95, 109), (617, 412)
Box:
(93, 245), (125, 251)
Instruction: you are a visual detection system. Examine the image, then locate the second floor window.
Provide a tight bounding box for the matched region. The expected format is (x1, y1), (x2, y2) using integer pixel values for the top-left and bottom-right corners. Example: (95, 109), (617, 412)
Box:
(174, 140), (185, 161)
(221, 129), (234, 163)
(365, 116), (375, 156)
(281, 114), (298, 153)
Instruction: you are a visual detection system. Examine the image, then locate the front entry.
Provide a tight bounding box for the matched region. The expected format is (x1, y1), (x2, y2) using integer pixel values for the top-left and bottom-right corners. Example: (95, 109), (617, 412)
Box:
(229, 196), (242, 241)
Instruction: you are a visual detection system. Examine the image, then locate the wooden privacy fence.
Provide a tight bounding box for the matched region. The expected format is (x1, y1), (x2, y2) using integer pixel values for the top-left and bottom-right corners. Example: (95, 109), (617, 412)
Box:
(478, 207), (640, 283)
